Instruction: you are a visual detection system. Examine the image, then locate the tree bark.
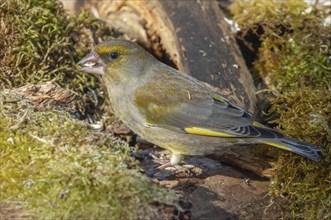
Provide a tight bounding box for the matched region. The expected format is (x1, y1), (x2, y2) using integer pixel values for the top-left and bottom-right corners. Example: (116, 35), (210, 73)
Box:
(158, 1), (257, 113)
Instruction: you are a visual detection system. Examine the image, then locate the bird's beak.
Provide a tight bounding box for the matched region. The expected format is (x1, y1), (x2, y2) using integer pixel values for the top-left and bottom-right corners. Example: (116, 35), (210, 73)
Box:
(77, 52), (106, 75)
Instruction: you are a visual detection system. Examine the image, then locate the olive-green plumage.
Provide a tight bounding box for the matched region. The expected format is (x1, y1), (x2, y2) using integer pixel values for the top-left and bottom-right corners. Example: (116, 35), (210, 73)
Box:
(78, 39), (322, 165)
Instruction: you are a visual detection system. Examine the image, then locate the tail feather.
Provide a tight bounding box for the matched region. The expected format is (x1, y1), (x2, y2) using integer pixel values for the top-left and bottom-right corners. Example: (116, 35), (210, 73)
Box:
(261, 138), (323, 161)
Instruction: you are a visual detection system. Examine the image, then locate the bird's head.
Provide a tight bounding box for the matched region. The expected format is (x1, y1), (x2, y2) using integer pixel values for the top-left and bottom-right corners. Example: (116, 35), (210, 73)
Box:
(78, 39), (154, 84)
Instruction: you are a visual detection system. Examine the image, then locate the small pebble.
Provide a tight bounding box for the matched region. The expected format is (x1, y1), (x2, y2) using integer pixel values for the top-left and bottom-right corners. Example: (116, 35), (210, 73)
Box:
(153, 170), (175, 180)
(159, 180), (179, 188)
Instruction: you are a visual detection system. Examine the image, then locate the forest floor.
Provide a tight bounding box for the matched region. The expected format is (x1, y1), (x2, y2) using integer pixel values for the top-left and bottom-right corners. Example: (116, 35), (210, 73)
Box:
(138, 147), (285, 220)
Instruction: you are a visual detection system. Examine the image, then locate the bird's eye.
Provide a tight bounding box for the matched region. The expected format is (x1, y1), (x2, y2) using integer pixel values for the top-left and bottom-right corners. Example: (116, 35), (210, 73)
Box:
(110, 52), (119, 60)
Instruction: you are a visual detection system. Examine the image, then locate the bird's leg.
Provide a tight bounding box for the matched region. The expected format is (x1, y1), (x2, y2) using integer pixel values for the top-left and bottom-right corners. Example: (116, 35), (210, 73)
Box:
(170, 153), (184, 166)
(171, 154), (191, 173)
(156, 153), (184, 170)
(156, 162), (171, 170)
(147, 153), (190, 177)
(149, 153), (169, 165)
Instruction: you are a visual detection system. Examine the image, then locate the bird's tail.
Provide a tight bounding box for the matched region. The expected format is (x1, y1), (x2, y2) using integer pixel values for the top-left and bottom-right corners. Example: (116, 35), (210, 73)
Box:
(260, 138), (323, 161)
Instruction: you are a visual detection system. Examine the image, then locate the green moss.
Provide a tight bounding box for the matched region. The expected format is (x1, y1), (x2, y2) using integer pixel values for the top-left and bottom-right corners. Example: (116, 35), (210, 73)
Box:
(269, 90), (330, 146)
(0, 102), (178, 219)
(269, 89), (330, 219)
(0, 0), (179, 219)
(0, 0), (110, 97)
(230, 0), (314, 32)
(231, 0), (330, 92)
(231, 0), (331, 218)
(255, 24), (331, 92)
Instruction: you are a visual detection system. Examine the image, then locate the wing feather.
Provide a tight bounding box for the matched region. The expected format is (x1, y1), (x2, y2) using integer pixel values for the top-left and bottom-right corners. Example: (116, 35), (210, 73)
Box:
(134, 67), (283, 139)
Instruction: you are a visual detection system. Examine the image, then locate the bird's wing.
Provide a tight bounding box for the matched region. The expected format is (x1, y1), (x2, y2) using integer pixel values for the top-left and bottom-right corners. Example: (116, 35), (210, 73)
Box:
(134, 72), (283, 139)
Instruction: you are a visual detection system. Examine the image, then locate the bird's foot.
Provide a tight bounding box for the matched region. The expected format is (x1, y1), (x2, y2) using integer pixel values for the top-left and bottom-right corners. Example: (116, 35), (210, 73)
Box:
(156, 162), (172, 170)
(146, 162), (172, 177)
(151, 153), (184, 170)
(147, 154), (192, 178)
(149, 153), (169, 165)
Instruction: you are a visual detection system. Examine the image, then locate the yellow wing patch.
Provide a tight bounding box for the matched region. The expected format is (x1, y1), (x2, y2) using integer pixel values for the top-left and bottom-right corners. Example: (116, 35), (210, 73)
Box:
(252, 121), (267, 128)
(185, 127), (235, 137)
(211, 94), (227, 103)
(262, 141), (293, 152)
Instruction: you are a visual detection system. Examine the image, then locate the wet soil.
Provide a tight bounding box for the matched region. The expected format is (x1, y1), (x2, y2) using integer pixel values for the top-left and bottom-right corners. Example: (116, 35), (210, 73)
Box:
(137, 147), (285, 220)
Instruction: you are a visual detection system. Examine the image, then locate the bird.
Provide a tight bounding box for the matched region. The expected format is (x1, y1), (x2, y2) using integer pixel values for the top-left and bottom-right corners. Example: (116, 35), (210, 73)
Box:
(78, 39), (322, 167)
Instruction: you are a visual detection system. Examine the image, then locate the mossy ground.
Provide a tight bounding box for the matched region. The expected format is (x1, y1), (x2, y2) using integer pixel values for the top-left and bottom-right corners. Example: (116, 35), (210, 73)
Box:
(0, 100), (178, 219)
(231, 0), (330, 219)
(0, 0), (179, 219)
(2, 0), (330, 218)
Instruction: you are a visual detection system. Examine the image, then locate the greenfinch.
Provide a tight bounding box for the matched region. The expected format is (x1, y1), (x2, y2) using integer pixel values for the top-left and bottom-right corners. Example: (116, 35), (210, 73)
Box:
(78, 39), (322, 166)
